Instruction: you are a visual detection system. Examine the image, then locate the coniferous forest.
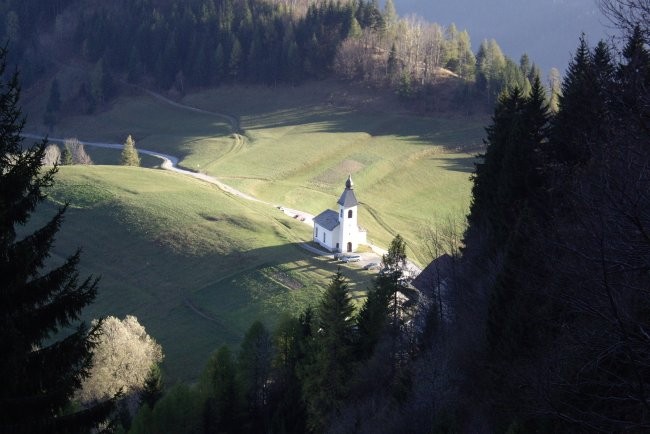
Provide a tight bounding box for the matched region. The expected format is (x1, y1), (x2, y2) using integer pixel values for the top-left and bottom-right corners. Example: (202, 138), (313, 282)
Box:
(3, 0), (539, 115)
(0, 0), (649, 433)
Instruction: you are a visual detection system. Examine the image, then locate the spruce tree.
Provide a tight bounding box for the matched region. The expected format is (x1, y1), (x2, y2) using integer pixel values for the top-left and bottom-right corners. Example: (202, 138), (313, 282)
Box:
(551, 35), (609, 166)
(238, 321), (273, 432)
(0, 46), (114, 433)
(618, 25), (650, 120)
(301, 269), (356, 432)
(356, 274), (394, 359)
(120, 134), (140, 166)
(202, 346), (242, 433)
(61, 146), (73, 165)
(139, 364), (163, 409)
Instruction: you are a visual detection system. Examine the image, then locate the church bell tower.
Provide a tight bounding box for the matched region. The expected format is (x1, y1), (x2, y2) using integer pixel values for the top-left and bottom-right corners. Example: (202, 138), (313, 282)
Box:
(337, 175), (359, 252)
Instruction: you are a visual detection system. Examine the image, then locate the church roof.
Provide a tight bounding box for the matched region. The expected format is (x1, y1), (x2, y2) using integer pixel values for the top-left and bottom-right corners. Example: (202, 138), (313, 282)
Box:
(313, 209), (340, 231)
(337, 175), (358, 207)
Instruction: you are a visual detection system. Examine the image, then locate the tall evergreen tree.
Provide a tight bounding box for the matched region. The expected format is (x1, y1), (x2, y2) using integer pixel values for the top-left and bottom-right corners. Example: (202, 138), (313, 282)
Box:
(121, 134), (140, 166)
(0, 46), (114, 433)
(551, 35), (611, 166)
(202, 346), (242, 433)
(356, 274), (394, 359)
(270, 312), (311, 434)
(301, 270), (356, 432)
(618, 25), (650, 121)
(468, 78), (548, 249)
(238, 321), (273, 433)
(139, 364), (164, 409)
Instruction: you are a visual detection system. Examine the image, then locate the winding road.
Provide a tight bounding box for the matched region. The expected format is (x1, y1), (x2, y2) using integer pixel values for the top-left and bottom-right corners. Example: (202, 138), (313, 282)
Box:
(22, 87), (421, 275)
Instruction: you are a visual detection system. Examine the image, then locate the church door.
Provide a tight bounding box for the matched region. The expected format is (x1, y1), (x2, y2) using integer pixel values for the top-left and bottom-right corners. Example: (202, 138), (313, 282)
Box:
(347, 242), (352, 252)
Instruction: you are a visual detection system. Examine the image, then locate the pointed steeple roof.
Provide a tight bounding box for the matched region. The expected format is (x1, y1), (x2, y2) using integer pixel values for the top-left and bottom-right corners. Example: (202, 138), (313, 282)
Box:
(337, 174), (358, 207)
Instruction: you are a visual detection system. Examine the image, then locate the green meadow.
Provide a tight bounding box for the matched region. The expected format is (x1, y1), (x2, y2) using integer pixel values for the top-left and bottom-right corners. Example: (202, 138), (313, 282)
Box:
(41, 82), (485, 265)
(37, 166), (374, 383)
(23, 81), (486, 382)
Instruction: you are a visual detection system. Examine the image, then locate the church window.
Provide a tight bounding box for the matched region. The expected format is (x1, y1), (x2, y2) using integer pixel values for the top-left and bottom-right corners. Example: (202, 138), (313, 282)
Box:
(323, 233), (327, 243)
(340, 209), (343, 218)
(348, 210), (353, 218)
(315, 227), (318, 237)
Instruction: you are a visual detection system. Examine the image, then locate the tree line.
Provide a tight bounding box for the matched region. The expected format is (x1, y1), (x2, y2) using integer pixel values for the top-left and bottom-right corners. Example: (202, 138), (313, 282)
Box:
(444, 22), (650, 432)
(5, 0), (541, 118)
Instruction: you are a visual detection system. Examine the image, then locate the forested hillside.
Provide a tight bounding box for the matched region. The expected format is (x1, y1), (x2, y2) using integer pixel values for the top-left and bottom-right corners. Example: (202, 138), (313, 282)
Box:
(4, 0), (539, 117)
(118, 9), (650, 434)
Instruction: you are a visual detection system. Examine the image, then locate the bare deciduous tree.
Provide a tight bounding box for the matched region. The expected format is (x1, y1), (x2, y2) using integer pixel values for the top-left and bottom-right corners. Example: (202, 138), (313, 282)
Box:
(599, 0), (650, 36)
(41, 143), (61, 166)
(64, 137), (93, 165)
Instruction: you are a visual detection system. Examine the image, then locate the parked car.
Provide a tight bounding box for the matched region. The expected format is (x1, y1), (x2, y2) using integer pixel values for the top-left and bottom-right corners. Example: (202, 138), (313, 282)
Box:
(363, 262), (379, 270)
(341, 254), (361, 263)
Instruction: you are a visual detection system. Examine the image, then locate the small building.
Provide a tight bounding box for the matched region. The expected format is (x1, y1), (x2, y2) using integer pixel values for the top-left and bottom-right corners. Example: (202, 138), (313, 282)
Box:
(313, 175), (367, 252)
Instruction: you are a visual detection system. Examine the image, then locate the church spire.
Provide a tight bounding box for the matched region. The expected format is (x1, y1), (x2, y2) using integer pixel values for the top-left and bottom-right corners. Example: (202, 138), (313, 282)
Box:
(338, 175), (358, 207)
(345, 174), (354, 189)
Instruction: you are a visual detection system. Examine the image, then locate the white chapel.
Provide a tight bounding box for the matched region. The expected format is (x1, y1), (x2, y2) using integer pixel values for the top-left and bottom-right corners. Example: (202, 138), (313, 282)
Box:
(313, 175), (367, 253)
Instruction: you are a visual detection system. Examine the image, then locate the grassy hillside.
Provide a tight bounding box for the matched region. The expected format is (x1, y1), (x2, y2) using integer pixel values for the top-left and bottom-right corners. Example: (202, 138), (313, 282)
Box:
(37, 82), (485, 265)
(34, 166), (374, 383)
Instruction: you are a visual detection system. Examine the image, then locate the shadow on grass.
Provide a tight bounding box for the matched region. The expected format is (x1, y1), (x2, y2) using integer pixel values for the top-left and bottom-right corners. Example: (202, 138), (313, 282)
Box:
(430, 155), (479, 174)
(243, 106), (487, 151)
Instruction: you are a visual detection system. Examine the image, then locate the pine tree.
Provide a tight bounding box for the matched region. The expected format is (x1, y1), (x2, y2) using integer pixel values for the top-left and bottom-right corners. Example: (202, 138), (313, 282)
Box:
(468, 81), (548, 248)
(238, 321), (273, 432)
(0, 46), (114, 433)
(121, 134), (140, 166)
(61, 146), (73, 165)
(139, 364), (163, 409)
(383, 0), (398, 30)
(551, 34), (609, 166)
(201, 346), (242, 433)
(301, 269), (356, 432)
(383, 234), (407, 273)
(356, 274), (394, 359)
(270, 312), (311, 434)
(386, 42), (399, 81)
(618, 25), (650, 119)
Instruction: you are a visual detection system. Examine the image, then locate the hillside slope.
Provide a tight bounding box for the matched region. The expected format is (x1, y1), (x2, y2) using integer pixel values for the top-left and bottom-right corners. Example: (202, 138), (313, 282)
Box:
(32, 165), (374, 382)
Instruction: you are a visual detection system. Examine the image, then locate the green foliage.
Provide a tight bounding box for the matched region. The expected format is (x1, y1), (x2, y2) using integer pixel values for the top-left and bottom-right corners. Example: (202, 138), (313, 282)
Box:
(356, 274), (394, 359)
(140, 364), (164, 409)
(61, 146), (73, 165)
(386, 42), (399, 81)
(0, 46), (114, 433)
(468, 78), (549, 248)
(121, 134), (141, 166)
(270, 312), (311, 433)
(397, 71), (413, 100)
(301, 270), (356, 432)
(383, 234), (407, 271)
(238, 321), (273, 431)
(148, 384), (202, 433)
(550, 34), (611, 166)
(474, 39), (533, 105)
(463, 29), (650, 431)
(201, 346), (242, 433)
